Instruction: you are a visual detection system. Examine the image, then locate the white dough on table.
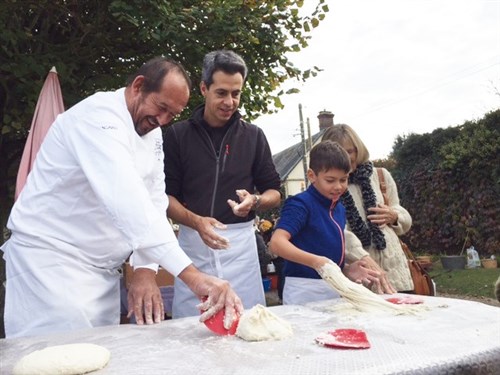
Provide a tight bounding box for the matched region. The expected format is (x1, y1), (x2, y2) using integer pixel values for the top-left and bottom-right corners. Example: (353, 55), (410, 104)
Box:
(13, 343), (110, 375)
(236, 304), (293, 341)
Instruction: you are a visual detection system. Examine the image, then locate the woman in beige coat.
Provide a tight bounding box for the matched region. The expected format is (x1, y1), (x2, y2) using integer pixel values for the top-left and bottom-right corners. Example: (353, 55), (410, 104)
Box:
(323, 125), (413, 292)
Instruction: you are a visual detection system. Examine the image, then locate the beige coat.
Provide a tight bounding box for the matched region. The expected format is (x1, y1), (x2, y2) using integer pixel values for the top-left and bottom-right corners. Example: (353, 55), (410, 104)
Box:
(344, 168), (414, 292)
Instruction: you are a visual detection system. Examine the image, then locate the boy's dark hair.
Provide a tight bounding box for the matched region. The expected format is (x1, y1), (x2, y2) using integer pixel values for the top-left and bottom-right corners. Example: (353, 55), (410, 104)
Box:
(309, 140), (351, 174)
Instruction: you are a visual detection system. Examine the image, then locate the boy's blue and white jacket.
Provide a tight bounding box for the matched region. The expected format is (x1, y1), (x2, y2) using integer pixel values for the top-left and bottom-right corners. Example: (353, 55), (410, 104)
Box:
(276, 184), (346, 280)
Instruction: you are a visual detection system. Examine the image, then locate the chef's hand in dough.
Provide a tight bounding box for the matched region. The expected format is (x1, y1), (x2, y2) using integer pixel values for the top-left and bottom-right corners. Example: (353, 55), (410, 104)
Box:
(197, 280), (243, 330)
(179, 265), (243, 329)
(356, 255), (396, 294)
(127, 268), (165, 325)
(343, 260), (382, 291)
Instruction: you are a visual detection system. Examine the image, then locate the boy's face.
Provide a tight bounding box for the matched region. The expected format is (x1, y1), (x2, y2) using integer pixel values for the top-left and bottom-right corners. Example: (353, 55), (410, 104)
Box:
(307, 167), (349, 202)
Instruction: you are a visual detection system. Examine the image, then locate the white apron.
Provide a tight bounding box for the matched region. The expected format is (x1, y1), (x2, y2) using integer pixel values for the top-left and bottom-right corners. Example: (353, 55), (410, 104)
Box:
(173, 220), (265, 318)
(3, 236), (121, 338)
(283, 276), (340, 305)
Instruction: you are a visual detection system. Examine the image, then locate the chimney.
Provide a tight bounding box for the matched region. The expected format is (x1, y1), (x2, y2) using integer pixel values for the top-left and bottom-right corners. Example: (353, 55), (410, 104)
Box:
(317, 110), (334, 131)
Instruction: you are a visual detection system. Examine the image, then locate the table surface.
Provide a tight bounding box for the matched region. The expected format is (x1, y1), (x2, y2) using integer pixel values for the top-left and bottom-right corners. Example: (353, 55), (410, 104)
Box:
(1, 295), (499, 375)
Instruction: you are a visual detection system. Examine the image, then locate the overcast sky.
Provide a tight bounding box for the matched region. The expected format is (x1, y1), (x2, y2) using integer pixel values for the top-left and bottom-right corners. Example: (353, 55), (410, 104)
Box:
(254, 0), (500, 159)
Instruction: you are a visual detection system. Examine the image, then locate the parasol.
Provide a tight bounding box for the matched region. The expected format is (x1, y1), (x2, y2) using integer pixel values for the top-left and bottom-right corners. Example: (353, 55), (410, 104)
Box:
(15, 66), (65, 199)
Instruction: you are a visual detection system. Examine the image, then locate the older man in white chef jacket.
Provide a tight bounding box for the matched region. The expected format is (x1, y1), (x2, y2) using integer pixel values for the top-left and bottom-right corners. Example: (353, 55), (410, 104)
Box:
(1, 57), (242, 338)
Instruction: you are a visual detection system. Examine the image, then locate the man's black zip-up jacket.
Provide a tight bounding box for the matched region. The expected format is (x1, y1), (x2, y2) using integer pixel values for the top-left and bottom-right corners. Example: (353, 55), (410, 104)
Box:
(163, 105), (281, 224)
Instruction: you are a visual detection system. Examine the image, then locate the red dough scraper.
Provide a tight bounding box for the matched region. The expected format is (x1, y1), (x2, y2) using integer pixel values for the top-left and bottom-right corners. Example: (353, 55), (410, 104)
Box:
(315, 329), (371, 349)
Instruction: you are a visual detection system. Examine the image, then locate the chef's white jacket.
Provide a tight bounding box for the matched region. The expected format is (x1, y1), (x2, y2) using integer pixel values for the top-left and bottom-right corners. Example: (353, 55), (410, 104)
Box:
(2, 88), (191, 338)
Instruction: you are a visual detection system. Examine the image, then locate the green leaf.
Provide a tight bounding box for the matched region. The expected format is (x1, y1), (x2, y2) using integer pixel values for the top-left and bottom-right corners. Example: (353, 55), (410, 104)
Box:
(272, 96), (284, 109)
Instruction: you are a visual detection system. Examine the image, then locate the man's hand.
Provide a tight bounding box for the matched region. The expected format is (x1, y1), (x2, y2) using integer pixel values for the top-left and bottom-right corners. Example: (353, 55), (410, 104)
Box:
(127, 268), (164, 325)
(166, 194), (229, 249)
(193, 216), (230, 249)
(179, 265), (243, 330)
(227, 189), (255, 217)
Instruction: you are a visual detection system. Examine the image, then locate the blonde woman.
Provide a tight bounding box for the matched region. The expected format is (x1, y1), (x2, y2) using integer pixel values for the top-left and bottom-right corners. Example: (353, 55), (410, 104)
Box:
(322, 124), (413, 292)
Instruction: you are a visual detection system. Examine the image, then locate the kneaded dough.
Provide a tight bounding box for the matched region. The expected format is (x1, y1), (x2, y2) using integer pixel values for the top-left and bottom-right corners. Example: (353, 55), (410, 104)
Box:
(13, 343), (111, 375)
(236, 304), (293, 341)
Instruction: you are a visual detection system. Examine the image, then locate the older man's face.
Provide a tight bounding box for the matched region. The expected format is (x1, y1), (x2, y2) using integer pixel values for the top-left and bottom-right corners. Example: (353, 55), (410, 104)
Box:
(130, 72), (190, 136)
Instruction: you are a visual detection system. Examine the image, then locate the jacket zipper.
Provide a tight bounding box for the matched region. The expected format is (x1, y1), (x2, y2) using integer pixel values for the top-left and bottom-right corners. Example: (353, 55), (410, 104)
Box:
(200, 127), (232, 217)
(211, 157), (220, 217)
(329, 200), (346, 266)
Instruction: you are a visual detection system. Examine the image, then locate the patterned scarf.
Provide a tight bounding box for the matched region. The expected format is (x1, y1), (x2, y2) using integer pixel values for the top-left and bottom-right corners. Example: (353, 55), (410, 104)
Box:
(341, 162), (386, 250)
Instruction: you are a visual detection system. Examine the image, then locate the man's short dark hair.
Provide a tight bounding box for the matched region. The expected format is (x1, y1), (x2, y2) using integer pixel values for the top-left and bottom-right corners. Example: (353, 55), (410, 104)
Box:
(201, 50), (248, 88)
(126, 57), (192, 93)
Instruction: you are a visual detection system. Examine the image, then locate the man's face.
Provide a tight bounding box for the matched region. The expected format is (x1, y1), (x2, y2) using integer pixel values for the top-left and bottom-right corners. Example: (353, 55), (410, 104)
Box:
(130, 72), (190, 136)
(200, 70), (243, 127)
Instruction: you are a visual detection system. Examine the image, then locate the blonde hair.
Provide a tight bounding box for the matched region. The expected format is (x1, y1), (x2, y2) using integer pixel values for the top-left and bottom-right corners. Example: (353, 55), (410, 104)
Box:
(322, 124), (370, 164)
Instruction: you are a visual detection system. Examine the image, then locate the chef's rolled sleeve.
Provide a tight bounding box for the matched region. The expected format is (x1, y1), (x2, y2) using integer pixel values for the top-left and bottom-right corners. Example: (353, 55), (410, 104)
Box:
(132, 244), (192, 278)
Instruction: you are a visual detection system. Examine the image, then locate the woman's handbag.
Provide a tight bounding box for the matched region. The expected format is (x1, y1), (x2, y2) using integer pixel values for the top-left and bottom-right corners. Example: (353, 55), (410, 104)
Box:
(376, 168), (435, 296)
(399, 240), (435, 295)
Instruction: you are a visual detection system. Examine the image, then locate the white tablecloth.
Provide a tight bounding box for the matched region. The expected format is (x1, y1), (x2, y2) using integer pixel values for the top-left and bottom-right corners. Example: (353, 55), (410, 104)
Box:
(1, 295), (499, 374)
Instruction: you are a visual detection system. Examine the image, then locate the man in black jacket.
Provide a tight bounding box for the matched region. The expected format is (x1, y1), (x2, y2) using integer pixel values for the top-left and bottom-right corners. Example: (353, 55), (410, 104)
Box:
(164, 50), (281, 318)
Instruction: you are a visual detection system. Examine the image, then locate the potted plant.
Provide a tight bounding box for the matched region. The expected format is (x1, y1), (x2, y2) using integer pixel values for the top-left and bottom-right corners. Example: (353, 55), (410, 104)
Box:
(440, 254), (467, 270)
(440, 229), (469, 270)
(480, 256), (498, 269)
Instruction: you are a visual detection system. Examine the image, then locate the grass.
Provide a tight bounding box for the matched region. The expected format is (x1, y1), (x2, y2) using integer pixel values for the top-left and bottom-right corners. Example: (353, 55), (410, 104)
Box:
(428, 260), (499, 299)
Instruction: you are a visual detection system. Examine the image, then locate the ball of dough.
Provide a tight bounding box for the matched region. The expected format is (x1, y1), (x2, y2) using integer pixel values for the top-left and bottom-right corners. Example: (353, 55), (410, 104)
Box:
(13, 343), (110, 375)
(236, 304), (293, 341)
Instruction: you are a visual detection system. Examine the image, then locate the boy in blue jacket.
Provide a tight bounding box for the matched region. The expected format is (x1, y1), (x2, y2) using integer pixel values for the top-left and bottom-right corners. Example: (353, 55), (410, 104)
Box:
(270, 140), (381, 305)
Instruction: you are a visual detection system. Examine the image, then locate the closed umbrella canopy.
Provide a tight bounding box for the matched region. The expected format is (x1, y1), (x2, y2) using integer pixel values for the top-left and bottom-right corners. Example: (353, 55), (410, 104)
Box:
(15, 66), (65, 200)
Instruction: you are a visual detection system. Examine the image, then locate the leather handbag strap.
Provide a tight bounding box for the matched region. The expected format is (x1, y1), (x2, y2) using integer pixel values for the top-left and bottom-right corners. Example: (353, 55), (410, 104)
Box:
(399, 237), (417, 261)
